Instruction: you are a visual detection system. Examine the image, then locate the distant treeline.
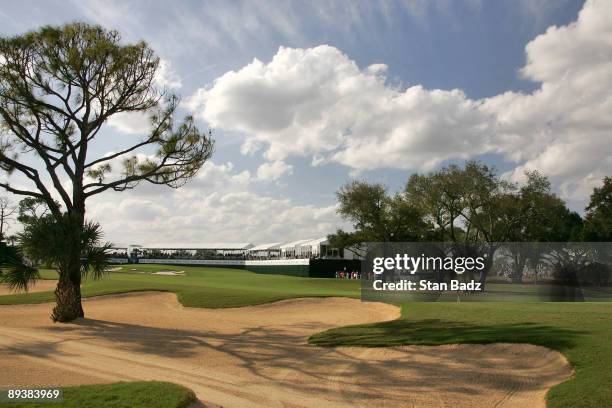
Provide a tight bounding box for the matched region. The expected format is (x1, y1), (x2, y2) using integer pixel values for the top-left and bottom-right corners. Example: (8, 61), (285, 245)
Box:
(330, 161), (610, 251)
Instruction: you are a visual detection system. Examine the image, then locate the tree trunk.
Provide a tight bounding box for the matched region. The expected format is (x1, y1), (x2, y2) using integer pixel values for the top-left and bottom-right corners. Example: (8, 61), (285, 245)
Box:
(51, 210), (86, 323)
(51, 270), (83, 322)
(479, 246), (497, 291)
(512, 256), (526, 284)
(0, 206), (4, 242)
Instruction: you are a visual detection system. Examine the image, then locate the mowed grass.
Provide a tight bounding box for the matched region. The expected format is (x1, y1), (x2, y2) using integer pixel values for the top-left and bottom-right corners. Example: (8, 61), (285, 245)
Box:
(310, 302), (612, 408)
(2, 381), (195, 408)
(0, 264), (360, 308)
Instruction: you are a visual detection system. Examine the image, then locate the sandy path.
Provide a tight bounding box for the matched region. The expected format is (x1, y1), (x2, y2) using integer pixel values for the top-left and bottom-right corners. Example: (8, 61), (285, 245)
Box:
(0, 292), (572, 407)
(0, 280), (57, 295)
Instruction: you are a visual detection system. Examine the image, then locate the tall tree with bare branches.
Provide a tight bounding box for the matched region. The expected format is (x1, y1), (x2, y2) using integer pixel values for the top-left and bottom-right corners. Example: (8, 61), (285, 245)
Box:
(0, 23), (214, 321)
(0, 196), (16, 241)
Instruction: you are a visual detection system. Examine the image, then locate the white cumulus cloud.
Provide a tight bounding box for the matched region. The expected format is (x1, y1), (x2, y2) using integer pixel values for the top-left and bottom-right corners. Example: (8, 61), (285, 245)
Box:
(256, 160), (293, 181)
(485, 0), (612, 205)
(106, 111), (151, 135)
(190, 45), (496, 171)
(189, 0), (612, 208)
(155, 58), (182, 89)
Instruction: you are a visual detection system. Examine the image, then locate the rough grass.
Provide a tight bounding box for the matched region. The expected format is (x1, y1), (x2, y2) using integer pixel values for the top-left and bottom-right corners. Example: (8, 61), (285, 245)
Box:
(309, 302), (612, 408)
(1, 381), (196, 408)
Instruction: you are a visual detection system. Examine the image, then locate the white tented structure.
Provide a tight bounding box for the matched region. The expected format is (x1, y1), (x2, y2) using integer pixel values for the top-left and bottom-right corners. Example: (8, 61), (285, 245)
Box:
(104, 237), (360, 279)
(127, 244), (143, 258)
(248, 243), (282, 259)
(298, 237), (336, 258)
(279, 239), (313, 259)
(110, 239), (342, 262)
(139, 243), (254, 260)
(276, 237), (338, 259)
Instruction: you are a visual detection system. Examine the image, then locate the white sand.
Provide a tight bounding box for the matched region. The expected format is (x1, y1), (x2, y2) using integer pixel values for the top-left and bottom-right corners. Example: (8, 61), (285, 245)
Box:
(152, 271), (185, 276)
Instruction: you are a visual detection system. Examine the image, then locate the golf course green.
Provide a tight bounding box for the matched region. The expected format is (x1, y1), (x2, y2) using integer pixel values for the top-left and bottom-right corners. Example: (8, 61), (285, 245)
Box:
(1, 264), (610, 407)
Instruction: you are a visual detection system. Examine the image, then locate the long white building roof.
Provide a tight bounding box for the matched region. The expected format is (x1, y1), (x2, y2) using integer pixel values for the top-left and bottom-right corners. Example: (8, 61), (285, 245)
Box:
(145, 243), (254, 250)
(279, 239), (313, 249)
(121, 238), (330, 251)
(249, 242), (282, 251)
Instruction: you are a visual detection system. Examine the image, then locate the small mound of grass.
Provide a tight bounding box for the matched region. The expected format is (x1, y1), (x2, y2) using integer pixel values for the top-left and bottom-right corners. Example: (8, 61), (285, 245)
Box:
(2, 381), (196, 408)
(309, 302), (612, 408)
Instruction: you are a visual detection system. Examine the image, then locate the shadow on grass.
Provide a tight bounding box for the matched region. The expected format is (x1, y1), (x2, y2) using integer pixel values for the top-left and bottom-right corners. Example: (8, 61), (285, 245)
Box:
(309, 319), (584, 350)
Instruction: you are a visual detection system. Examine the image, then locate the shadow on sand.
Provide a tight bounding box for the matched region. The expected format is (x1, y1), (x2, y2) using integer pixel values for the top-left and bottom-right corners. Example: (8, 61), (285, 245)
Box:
(1, 316), (571, 403)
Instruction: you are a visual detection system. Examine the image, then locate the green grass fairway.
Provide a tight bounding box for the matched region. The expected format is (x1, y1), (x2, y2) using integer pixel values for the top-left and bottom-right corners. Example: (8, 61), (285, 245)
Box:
(0, 264), (360, 308)
(310, 302), (612, 408)
(2, 381), (195, 408)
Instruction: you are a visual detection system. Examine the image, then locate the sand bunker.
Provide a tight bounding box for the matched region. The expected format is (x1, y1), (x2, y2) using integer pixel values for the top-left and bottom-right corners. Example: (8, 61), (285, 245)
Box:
(0, 292), (572, 407)
(126, 269), (185, 275)
(152, 270), (186, 276)
(0, 280), (57, 296)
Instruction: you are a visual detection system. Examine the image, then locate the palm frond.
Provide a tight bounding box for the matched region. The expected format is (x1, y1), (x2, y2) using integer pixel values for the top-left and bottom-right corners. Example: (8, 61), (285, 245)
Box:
(79, 220), (110, 280)
(81, 242), (112, 280)
(0, 252), (40, 292)
(18, 214), (111, 281)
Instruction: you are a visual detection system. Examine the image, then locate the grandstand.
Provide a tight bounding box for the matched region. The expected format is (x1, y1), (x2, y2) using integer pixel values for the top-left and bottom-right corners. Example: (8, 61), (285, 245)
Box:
(137, 243), (253, 261)
(279, 237), (339, 259)
(108, 238), (358, 278)
(248, 243), (282, 259)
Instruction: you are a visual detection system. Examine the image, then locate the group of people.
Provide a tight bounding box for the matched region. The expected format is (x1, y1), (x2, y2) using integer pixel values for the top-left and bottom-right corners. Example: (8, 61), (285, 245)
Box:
(335, 269), (360, 279)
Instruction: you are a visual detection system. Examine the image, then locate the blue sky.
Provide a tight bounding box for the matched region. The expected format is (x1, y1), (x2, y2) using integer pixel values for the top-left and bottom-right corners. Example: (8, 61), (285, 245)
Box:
(1, 0), (610, 245)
